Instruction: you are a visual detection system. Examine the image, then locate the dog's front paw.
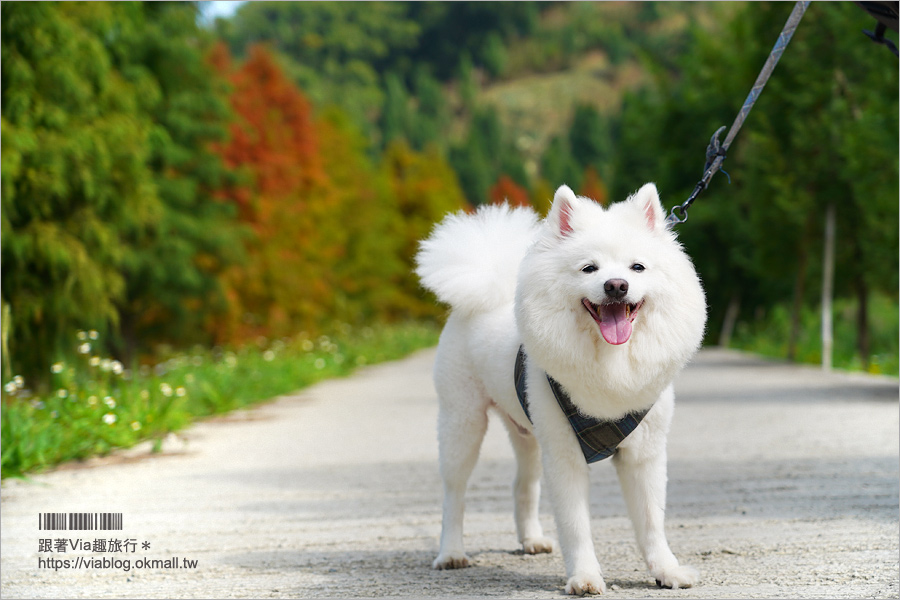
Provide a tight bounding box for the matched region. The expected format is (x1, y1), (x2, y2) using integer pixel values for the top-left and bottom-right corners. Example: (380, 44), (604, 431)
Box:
(565, 571), (606, 596)
(432, 551), (471, 570)
(522, 536), (555, 555)
(654, 564), (699, 590)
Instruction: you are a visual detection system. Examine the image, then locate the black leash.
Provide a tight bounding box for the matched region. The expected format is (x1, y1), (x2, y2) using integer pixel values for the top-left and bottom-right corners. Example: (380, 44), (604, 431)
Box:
(666, 1), (811, 229)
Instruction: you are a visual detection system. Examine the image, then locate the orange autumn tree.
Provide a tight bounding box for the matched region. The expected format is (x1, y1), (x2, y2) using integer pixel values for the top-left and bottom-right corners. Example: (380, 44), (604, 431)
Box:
(579, 166), (609, 206)
(488, 175), (531, 208)
(211, 44), (338, 343)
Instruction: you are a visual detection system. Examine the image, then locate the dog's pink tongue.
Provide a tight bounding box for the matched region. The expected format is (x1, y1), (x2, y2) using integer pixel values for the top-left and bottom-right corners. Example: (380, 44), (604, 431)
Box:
(599, 303), (632, 345)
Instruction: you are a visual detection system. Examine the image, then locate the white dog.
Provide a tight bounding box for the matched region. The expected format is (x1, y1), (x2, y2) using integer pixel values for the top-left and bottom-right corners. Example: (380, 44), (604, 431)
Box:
(415, 184), (706, 594)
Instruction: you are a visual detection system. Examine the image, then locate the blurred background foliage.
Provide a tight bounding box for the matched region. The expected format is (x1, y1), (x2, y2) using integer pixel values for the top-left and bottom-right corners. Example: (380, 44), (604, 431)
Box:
(2, 1), (897, 388)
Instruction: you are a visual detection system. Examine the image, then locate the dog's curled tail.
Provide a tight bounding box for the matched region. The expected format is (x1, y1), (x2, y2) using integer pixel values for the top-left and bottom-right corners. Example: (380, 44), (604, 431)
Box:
(415, 204), (539, 316)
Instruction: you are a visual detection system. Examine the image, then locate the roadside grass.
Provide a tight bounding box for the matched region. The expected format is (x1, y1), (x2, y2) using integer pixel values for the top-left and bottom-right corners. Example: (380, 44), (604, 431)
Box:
(730, 294), (899, 376)
(1, 322), (440, 479)
(6, 295), (894, 479)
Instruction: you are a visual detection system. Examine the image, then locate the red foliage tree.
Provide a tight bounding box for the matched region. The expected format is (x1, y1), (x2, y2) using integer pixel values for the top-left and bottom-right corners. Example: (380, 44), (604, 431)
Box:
(211, 44), (334, 343)
(488, 175), (531, 208)
(579, 166), (609, 206)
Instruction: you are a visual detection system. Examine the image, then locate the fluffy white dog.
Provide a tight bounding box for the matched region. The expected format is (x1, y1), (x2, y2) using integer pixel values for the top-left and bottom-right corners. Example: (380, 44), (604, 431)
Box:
(415, 184), (706, 595)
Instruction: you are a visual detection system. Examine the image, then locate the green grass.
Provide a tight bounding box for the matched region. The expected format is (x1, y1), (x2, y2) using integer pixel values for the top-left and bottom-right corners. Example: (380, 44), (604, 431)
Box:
(730, 294), (899, 376)
(1, 322), (440, 478)
(8, 295), (893, 479)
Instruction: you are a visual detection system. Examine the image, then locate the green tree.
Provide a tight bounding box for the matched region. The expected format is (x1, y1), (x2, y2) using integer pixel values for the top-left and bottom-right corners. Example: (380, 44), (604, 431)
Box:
(404, 2), (538, 79)
(379, 71), (411, 149)
(220, 2), (420, 132)
(2, 2), (157, 380)
(609, 2), (898, 363)
(449, 135), (493, 205)
(109, 2), (240, 359)
(569, 104), (612, 183)
(409, 67), (450, 151)
(738, 2), (899, 361)
(457, 52), (478, 112)
(382, 140), (469, 314)
(316, 107), (407, 323)
(481, 32), (508, 78)
(541, 135), (582, 191)
(450, 106), (527, 204)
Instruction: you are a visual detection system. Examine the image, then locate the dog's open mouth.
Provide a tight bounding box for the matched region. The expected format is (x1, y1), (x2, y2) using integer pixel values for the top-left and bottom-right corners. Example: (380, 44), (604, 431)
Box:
(582, 298), (644, 345)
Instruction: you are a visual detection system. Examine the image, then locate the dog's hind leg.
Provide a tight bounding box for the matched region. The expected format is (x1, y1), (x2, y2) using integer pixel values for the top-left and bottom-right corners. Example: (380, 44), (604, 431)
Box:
(502, 415), (555, 555)
(432, 382), (489, 570)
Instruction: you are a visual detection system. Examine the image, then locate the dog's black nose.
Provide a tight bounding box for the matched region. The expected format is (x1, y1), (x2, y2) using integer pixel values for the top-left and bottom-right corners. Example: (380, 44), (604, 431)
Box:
(604, 279), (629, 300)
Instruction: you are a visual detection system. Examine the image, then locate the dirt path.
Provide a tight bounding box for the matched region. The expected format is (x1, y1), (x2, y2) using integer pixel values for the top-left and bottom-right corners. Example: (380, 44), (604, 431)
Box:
(2, 348), (897, 599)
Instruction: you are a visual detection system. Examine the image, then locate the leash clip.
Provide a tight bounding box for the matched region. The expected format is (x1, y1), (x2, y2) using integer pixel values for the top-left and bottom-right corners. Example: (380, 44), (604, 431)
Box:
(666, 125), (727, 229)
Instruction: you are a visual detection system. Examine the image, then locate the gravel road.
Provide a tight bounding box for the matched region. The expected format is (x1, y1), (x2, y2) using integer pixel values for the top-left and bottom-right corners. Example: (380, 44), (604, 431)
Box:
(1, 347), (897, 599)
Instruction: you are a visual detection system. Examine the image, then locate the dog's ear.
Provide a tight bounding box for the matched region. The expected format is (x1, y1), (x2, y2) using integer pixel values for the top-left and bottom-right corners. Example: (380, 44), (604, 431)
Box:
(631, 183), (666, 233)
(549, 185), (578, 238)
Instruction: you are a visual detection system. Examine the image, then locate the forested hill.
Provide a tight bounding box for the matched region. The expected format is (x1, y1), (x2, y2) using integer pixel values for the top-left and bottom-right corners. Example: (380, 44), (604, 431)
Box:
(214, 1), (900, 374)
(213, 1), (716, 202)
(2, 2), (897, 384)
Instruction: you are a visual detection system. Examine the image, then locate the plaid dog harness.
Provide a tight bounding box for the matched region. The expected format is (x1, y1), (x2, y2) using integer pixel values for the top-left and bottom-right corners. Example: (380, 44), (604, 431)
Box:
(514, 346), (651, 464)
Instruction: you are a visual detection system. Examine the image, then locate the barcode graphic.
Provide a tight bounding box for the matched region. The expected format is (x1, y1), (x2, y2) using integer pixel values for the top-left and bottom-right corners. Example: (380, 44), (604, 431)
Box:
(38, 513), (123, 531)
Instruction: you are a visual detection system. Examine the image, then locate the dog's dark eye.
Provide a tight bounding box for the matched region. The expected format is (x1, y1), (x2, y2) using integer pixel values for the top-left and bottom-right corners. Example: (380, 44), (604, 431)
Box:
(581, 264), (598, 274)
(631, 263), (646, 273)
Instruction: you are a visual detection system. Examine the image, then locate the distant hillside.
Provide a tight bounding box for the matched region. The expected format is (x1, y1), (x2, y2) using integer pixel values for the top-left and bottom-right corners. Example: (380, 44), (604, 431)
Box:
(471, 2), (737, 175)
(478, 51), (644, 177)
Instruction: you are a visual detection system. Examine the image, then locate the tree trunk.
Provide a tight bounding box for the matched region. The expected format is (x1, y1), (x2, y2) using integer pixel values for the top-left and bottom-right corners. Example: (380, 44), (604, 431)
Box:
(718, 293), (741, 348)
(857, 276), (870, 368)
(788, 210), (816, 362)
(820, 203), (835, 371)
(788, 245), (809, 363)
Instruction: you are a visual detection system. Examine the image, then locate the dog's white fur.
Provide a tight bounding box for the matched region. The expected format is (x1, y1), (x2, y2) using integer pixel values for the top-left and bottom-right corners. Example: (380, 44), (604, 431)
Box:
(415, 184), (706, 594)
